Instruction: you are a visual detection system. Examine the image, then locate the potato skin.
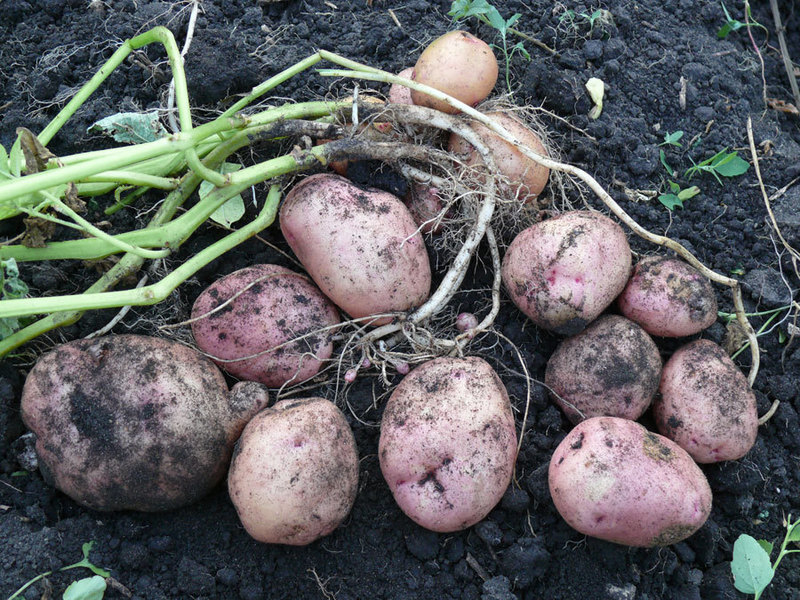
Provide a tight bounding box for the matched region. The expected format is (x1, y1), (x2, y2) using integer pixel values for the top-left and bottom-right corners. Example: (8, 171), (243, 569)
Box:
(280, 173), (431, 325)
(228, 397), (359, 545)
(448, 111), (550, 205)
(501, 211), (632, 335)
(20, 335), (270, 512)
(545, 315), (662, 424)
(411, 30), (498, 114)
(617, 256), (718, 337)
(548, 417), (712, 547)
(388, 67), (415, 105)
(654, 340), (758, 463)
(379, 357), (517, 533)
(191, 264), (340, 387)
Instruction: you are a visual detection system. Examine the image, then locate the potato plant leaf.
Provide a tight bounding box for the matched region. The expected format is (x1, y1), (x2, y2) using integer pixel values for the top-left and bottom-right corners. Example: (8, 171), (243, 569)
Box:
(731, 534), (774, 596)
(199, 162), (245, 227)
(757, 539), (774, 556)
(62, 575), (106, 600)
(88, 112), (168, 144)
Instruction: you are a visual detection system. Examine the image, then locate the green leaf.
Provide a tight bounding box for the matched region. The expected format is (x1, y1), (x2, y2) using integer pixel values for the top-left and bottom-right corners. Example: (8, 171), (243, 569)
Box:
(486, 6), (506, 33)
(514, 41), (531, 61)
(658, 193), (684, 210)
(199, 162), (245, 228)
(659, 149), (676, 177)
(677, 185), (701, 201)
(668, 180), (681, 194)
(506, 13), (521, 28)
(87, 111), (168, 144)
(786, 516), (800, 543)
(63, 576), (106, 600)
(731, 534), (774, 595)
(660, 130), (684, 147)
(713, 153), (750, 177)
(757, 539), (774, 556)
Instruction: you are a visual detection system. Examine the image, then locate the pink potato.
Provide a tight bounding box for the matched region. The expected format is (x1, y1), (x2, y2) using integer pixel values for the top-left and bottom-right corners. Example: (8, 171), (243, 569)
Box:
(617, 255), (718, 337)
(501, 211), (632, 335)
(404, 181), (447, 234)
(280, 173), (431, 325)
(228, 397), (359, 545)
(411, 30), (498, 114)
(191, 264), (340, 388)
(549, 417), (713, 547)
(654, 339), (758, 463)
(388, 67), (415, 105)
(448, 110), (551, 205)
(545, 315), (662, 424)
(379, 357), (517, 532)
(20, 335), (270, 512)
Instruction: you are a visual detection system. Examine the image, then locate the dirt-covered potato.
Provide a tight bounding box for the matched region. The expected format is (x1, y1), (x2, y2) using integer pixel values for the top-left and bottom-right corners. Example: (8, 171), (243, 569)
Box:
(501, 211), (632, 335)
(654, 339), (758, 463)
(379, 357), (517, 532)
(280, 173), (431, 325)
(545, 315), (662, 423)
(404, 181), (447, 234)
(411, 30), (498, 114)
(617, 255), (718, 337)
(228, 397), (359, 545)
(20, 335), (270, 512)
(448, 110), (550, 204)
(549, 417), (712, 547)
(191, 264), (340, 388)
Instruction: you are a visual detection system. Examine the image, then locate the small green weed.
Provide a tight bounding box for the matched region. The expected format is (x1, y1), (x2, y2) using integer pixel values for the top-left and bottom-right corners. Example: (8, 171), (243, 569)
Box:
(657, 181), (700, 210)
(685, 148), (750, 184)
(0, 258), (32, 340)
(658, 130), (684, 147)
(717, 1), (768, 39)
(731, 514), (800, 599)
(7, 541), (110, 600)
(449, 0), (531, 94)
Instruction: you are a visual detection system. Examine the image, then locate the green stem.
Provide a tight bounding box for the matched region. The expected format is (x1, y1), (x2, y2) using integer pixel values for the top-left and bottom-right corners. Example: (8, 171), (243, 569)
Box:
(81, 171), (179, 190)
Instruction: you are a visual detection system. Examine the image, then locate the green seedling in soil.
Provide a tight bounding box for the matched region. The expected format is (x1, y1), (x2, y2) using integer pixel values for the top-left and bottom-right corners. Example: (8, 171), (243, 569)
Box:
(658, 180), (700, 210)
(685, 148), (750, 184)
(731, 514), (800, 599)
(717, 1), (768, 39)
(558, 7), (613, 37)
(449, 0), (531, 94)
(7, 541), (110, 600)
(658, 130), (684, 147)
(719, 305), (793, 359)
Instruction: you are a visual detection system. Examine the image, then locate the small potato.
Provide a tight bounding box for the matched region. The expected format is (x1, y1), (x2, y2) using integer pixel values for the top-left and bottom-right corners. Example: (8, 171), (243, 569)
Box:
(20, 335), (270, 512)
(617, 255), (718, 337)
(654, 339), (758, 463)
(228, 397), (359, 545)
(404, 181), (447, 234)
(191, 264), (340, 388)
(411, 30), (498, 114)
(502, 211), (632, 335)
(379, 357), (517, 532)
(448, 110), (550, 204)
(280, 173), (431, 325)
(388, 67), (415, 105)
(549, 417), (712, 547)
(545, 315), (662, 424)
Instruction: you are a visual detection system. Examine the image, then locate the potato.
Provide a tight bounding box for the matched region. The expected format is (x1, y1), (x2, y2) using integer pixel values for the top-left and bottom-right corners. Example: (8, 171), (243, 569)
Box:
(411, 30), (498, 114)
(617, 255), (718, 337)
(280, 173), (431, 325)
(20, 335), (270, 512)
(448, 110), (550, 204)
(404, 181), (447, 234)
(548, 417), (712, 547)
(379, 357), (517, 532)
(545, 315), (662, 424)
(191, 264), (340, 388)
(654, 339), (758, 463)
(388, 67), (415, 105)
(501, 211), (632, 335)
(228, 397), (359, 545)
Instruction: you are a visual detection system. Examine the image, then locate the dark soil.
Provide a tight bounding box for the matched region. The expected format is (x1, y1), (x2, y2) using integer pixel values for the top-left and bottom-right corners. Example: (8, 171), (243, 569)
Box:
(2, 1), (800, 599)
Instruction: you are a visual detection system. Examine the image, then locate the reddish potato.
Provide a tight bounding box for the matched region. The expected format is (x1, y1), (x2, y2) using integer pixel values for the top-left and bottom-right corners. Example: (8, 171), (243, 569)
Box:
(191, 264), (340, 388)
(20, 335), (270, 512)
(388, 67), (415, 105)
(404, 181), (447, 234)
(654, 339), (758, 463)
(280, 173), (431, 325)
(617, 256), (718, 337)
(379, 357), (517, 532)
(549, 417), (712, 547)
(411, 30), (498, 114)
(448, 110), (550, 204)
(545, 315), (662, 424)
(502, 211), (632, 335)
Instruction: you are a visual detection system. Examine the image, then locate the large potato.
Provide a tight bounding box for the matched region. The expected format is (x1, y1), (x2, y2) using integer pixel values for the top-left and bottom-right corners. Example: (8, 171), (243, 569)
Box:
(411, 30), (498, 114)
(549, 417), (712, 547)
(617, 255), (718, 337)
(280, 173), (431, 325)
(379, 357), (517, 532)
(448, 110), (550, 205)
(228, 397), (359, 545)
(191, 264), (340, 388)
(545, 315), (662, 424)
(20, 335), (270, 512)
(654, 339), (758, 463)
(502, 211), (632, 335)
